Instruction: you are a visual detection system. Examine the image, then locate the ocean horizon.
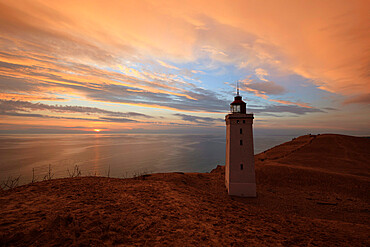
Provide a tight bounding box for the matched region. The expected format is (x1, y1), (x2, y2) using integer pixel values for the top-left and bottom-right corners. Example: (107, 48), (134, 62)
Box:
(0, 133), (296, 185)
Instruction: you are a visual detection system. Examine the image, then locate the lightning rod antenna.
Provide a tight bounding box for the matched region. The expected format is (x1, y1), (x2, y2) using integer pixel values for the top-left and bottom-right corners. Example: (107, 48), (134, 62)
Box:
(236, 81), (239, 96)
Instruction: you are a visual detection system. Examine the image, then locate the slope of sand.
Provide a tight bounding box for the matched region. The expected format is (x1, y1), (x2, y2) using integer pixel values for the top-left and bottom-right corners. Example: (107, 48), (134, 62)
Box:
(0, 134), (369, 246)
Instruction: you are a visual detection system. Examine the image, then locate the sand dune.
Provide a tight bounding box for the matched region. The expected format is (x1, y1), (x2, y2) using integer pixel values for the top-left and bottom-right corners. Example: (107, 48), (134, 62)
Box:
(0, 134), (369, 246)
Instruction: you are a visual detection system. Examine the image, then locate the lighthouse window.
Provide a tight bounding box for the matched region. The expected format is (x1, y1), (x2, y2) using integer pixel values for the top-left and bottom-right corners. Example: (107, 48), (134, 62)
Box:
(240, 140), (243, 145)
(240, 164), (243, 170)
(231, 105), (241, 113)
(236, 120), (239, 124)
(243, 120), (245, 123)
(240, 128), (242, 134)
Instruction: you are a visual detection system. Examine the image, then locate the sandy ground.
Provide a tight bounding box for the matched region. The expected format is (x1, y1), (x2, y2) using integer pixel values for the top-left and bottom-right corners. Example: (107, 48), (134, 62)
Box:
(0, 134), (369, 246)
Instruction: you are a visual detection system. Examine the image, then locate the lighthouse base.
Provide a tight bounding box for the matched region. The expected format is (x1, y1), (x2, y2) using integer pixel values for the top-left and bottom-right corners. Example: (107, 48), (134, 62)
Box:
(227, 182), (256, 197)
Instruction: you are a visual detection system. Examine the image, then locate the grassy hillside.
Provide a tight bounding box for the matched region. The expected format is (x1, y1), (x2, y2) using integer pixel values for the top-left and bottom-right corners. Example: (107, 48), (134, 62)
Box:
(0, 134), (369, 246)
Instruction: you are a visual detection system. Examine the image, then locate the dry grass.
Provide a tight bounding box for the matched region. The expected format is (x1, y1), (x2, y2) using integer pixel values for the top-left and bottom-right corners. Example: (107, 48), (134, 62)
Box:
(67, 165), (82, 178)
(0, 175), (20, 190)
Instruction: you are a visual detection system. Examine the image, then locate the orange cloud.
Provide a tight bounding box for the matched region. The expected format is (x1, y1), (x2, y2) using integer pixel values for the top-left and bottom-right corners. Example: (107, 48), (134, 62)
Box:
(242, 87), (268, 100)
(343, 93), (370, 105)
(270, 99), (312, 109)
(0, 50), (199, 102)
(240, 79), (312, 108)
(2, 0), (368, 97)
(156, 60), (180, 70)
(0, 93), (65, 102)
(151, 0), (370, 97)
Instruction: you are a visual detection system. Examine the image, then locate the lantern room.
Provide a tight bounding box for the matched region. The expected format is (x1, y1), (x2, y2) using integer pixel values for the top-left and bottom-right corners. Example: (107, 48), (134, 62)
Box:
(230, 94), (246, 114)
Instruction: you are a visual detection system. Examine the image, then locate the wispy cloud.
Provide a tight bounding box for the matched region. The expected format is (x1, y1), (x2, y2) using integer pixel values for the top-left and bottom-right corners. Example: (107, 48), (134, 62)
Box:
(270, 99), (312, 109)
(0, 99), (152, 120)
(255, 68), (269, 82)
(343, 93), (370, 105)
(174, 113), (223, 123)
(249, 104), (324, 115)
(0, 52), (230, 112)
(156, 60), (180, 70)
(239, 78), (316, 109)
(241, 78), (285, 95)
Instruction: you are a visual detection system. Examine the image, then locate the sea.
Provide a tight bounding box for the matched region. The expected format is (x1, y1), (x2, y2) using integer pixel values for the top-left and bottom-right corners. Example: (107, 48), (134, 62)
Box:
(0, 133), (295, 185)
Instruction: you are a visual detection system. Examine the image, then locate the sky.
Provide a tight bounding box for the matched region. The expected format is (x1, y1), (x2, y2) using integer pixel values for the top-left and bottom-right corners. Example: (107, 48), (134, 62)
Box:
(0, 0), (369, 135)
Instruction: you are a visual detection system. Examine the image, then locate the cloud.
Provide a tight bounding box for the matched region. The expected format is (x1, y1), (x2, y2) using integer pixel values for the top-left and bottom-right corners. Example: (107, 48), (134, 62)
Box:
(173, 113), (223, 123)
(249, 104), (324, 115)
(201, 45), (228, 57)
(343, 93), (370, 105)
(269, 99), (312, 109)
(1, 0), (368, 98)
(323, 107), (337, 111)
(157, 0), (369, 96)
(0, 3), (124, 66)
(0, 100), (229, 128)
(156, 60), (180, 70)
(242, 80), (285, 95)
(255, 68), (269, 81)
(0, 99), (153, 119)
(0, 52), (231, 112)
(97, 117), (138, 123)
(0, 92), (65, 102)
(240, 78), (315, 109)
(0, 110), (139, 123)
(85, 83), (229, 113)
(191, 70), (204, 74)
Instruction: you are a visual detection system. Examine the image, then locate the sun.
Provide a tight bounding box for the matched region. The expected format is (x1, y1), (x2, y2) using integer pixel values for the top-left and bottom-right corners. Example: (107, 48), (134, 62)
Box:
(93, 129), (101, 133)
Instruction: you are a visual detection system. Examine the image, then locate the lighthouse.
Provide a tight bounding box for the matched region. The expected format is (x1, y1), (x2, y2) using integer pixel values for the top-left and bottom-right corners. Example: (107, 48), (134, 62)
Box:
(225, 87), (256, 197)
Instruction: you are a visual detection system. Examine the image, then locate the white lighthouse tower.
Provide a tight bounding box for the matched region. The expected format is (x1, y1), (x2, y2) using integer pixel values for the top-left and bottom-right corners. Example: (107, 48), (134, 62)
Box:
(225, 87), (256, 197)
